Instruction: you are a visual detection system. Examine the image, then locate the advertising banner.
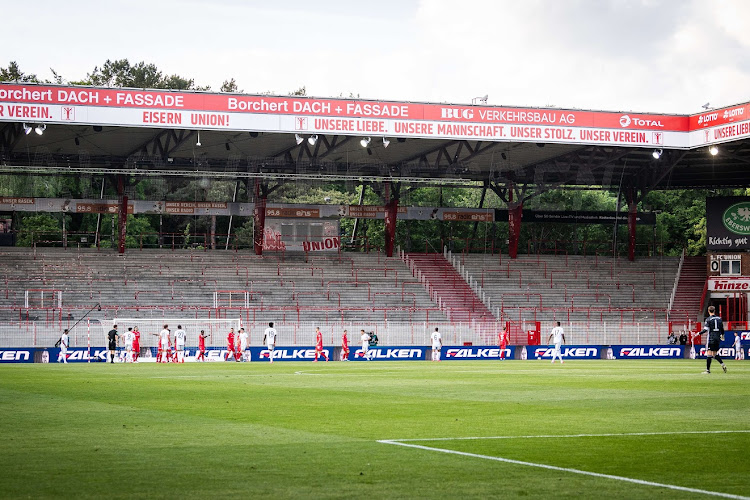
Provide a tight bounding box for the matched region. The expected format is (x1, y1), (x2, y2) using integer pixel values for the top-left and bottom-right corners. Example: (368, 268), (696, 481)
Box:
(693, 346), (745, 359)
(706, 197), (750, 250)
(6, 83), (747, 149)
(0, 348), (35, 363)
(612, 345), (683, 359)
(349, 346), (428, 361)
(528, 345), (601, 359)
(441, 345), (515, 360)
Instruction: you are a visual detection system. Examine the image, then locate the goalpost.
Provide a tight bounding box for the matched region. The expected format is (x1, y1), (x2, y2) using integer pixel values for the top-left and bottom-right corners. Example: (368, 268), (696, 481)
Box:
(112, 318), (242, 349)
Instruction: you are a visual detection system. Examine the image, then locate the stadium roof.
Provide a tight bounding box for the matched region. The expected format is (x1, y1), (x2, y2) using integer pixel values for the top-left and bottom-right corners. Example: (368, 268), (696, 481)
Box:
(1, 83), (750, 192)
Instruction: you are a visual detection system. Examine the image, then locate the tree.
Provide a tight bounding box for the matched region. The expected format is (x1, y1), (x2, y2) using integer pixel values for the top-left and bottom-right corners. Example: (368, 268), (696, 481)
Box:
(0, 61), (39, 83)
(220, 78), (240, 93)
(83, 59), (209, 90)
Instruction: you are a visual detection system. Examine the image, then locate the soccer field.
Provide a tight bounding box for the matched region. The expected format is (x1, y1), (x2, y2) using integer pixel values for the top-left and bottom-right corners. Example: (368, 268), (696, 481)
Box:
(1, 360), (748, 499)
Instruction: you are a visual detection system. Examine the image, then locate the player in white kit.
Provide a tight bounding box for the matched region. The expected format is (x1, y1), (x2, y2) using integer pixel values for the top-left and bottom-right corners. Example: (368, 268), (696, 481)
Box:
(360, 329), (371, 360)
(174, 325), (187, 363)
(123, 327), (136, 363)
(159, 325), (171, 363)
(547, 322), (566, 364)
(238, 328), (249, 362)
(430, 327), (442, 362)
(263, 322), (277, 363)
(734, 333), (743, 361)
(57, 329), (70, 363)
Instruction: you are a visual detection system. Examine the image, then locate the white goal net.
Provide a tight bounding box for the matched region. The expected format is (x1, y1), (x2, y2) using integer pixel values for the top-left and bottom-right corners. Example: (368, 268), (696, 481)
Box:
(112, 318), (242, 348)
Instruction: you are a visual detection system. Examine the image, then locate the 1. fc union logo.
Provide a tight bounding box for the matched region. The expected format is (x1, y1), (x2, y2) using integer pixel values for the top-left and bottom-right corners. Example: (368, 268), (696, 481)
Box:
(704, 130), (711, 143)
(61, 106), (75, 121)
(295, 117), (308, 130)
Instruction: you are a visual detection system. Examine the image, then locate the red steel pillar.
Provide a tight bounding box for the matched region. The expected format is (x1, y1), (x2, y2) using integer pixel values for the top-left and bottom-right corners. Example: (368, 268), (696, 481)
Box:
(507, 186), (522, 259)
(627, 191), (637, 262)
(253, 180), (266, 256)
(117, 175), (127, 255)
(384, 197), (399, 257)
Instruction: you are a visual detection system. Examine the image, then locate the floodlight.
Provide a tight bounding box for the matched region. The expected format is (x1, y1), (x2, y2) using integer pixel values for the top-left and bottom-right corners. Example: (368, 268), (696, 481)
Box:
(360, 137), (371, 147)
(34, 124), (46, 135)
(196, 131), (201, 147)
(652, 149), (662, 159)
(709, 145), (719, 156)
(295, 134), (304, 145)
(382, 137), (390, 148)
(23, 123), (32, 135)
(308, 134), (318, 146)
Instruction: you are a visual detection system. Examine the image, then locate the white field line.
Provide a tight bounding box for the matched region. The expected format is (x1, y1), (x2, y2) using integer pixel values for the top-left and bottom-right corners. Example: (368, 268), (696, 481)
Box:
(378, 431), (750, 500)
(386, 429), (750, 442)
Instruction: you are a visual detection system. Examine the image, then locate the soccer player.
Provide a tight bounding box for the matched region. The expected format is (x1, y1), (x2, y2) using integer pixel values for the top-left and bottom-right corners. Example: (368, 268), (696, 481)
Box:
(340, 329), (349, 361)
(498, 327), (509, 360)
(123, 327), (135, 363)
(733, 332), (743, 361)
(359, 329), (371, 360)
(225, 327), (236, 361)
(547, 321), (566, 364)
(197, 330), (209, 362)
(159, 325), (171, 363)
(57, 328), (70, 363)
(430, 327), (442, 362)
(238, 328), (249, 362)
(263, 322), (277, 363)
(313, 327), (328, 362)
(174, 325), (187, 363)
(701, 305), (727, 374)
(132, 326), (141, 362)
(107, 324), (119, 364)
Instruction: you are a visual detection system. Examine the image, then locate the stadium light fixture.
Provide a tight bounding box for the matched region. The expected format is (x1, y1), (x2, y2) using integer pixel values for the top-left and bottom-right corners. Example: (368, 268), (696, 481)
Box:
(652, 149), (662, 159)
(360, 137), (371, 148)
(22, 123), (32, 135)
(472, 95), (488, 105)
(709, 145), (719, 156)
(196, 131), (201, 147)
(34, 124), (46, 135)
(308, 134), (318, 146)
(295, 134), (304, 145)
(382, 137), (390, 148)
(701, 102), (711, 110)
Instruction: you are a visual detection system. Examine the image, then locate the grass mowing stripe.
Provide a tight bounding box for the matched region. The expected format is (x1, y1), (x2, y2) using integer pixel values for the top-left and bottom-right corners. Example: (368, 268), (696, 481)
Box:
(388, 429), (750, 442)
(378, 440), (750, 500)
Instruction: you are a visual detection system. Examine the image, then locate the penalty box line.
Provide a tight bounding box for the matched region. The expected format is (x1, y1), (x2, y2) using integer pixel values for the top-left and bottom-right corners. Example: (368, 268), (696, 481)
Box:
(377, 432), (750, 500)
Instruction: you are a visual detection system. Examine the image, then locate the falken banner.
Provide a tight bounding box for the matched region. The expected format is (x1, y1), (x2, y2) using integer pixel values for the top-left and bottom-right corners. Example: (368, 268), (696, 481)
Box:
(2, 83), (749, 149)
(706, 197), (750, 250)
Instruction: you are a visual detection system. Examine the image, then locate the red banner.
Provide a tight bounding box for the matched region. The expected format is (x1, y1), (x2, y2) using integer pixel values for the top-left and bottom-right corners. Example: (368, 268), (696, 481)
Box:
(2, 83), (749, 148)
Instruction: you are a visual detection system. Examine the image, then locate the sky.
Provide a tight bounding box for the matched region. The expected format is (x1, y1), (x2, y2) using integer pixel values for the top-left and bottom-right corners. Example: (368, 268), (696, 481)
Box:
(3, 0), (750, 114)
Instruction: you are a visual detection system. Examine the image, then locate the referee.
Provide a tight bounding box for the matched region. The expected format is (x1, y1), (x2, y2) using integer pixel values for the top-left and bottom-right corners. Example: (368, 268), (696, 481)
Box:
(107, 325), (119, 364)
(701, 306), (727, 374)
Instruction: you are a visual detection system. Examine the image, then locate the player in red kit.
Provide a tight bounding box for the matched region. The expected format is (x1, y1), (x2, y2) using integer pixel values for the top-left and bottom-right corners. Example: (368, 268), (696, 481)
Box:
(313, 327), (329, 362)
(132, 326), (140, 362)
(498, 327), (509, 360)
(341, 329), (350, 361)
(197, 330), (208, 362)
(225, 328), (236, 361)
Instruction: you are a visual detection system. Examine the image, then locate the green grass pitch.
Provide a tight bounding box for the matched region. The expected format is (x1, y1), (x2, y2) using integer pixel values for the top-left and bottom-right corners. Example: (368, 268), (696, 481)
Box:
(1, 360), (748, 499)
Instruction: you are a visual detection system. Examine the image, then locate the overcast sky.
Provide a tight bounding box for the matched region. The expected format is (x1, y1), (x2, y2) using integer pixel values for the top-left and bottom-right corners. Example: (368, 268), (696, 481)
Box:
(4, 0), (749, 114)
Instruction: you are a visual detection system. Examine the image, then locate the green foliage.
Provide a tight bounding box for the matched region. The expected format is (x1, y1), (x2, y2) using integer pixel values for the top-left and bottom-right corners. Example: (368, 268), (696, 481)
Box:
(220, 78), (240, 93)
(0, 61), (39, 83)
(83, 59), (207, 90)
(16, 214), (61, 246)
